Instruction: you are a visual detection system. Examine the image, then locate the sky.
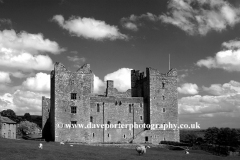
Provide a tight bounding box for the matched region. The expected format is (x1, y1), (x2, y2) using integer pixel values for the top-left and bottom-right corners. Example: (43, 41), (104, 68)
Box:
(0, 0), (240, 129)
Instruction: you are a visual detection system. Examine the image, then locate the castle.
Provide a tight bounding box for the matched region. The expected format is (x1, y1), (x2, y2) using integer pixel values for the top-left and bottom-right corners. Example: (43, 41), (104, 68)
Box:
(42, 62), (179, 144)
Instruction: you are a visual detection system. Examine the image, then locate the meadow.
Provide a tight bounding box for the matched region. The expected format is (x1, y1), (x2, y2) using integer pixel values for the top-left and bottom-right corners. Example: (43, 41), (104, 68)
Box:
(0, 138), (239, 160)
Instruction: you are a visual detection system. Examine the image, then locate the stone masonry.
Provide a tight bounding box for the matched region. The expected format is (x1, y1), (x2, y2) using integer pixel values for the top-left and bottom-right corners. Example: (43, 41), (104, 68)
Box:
(42, 62), (179, 143)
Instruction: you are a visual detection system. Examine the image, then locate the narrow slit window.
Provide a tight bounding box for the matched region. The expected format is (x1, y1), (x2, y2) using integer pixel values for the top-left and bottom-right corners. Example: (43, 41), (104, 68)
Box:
(162, 82), (165, 88)
(129, 104), (131, 113)
(90, 116), (93, 123)
(163, 108), (166, 113)
(97, 103), (100, 112)
(140, 116), (143, 120)
(163, 96), (165, 100)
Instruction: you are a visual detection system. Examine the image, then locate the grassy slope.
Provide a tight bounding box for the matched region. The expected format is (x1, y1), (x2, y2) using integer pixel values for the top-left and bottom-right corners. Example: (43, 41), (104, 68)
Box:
(0, 138), (238, 160)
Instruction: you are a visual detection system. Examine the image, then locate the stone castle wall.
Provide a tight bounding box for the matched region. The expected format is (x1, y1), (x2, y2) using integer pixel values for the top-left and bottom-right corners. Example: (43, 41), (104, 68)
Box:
(42, 62), (179, 143)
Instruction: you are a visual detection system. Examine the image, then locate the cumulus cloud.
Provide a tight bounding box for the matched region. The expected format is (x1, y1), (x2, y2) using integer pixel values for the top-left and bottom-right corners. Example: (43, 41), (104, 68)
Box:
(104, 68), (132, 92)
(179, 80), (240, 118)
(93, 68), (132, 94)
(203, 80), (240, 96)
(22, 72), (50, 92)
(179, 94), (240, 115)
(178, 83), (199, 94)
(160, 0), (240, 35)
(0, 71), (11, 83)
(93, 75), (105, 94)
(0, 29), (64, 72)
(196, 40), (240, 71)
(0, 29), (64, 54)
(121, 13), (158, 31)
(52, 15), (128, 41)
(0, 90), (44, 115)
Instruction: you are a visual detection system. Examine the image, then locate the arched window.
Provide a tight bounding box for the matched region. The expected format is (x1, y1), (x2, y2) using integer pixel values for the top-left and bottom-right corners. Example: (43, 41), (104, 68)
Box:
(90, 116), (93, 123)
(115, 101), (118, 105)
(108, 133), (110, 137)
(119, 101), (122, 105)
(118, 121), (121, 124)
(107, 121), (110, 125)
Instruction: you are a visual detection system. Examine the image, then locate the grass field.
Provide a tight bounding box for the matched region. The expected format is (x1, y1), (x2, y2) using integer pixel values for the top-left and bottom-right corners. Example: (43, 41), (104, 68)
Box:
(0, 138), (239, 160)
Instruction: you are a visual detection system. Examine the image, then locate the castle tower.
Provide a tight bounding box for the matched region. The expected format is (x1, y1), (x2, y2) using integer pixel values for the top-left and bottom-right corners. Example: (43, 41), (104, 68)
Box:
(52, 62), (94, 142)
(146, 67), (179, 141)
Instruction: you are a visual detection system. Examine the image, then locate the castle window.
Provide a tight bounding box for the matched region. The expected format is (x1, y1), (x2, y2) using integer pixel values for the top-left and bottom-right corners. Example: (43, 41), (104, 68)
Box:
(48, 109), (49, 112)
(97, 103), (100, 112)
(163, 96), (165, 100)
(108, 133), (110, 137)
(71, 106), (77, 113)
(140, 116), (143, 120)
(118, 121), (121, 125)
(153, 97), (155, 99)
(90, 116), (93, 123)
(93, 133), (94, 137)
(107, 121), (110, 125)
(119, 101), (122, 105)
(71, 93), (77, 100)
(140, 103), (142, 108)
(115, 101), (118, 105)
(123, 134), (126, 138)
(71, 121), (77, 127)
(163, 108), (166, 113)
(162, 82), (165, 88)
(129, 104), (131, 113)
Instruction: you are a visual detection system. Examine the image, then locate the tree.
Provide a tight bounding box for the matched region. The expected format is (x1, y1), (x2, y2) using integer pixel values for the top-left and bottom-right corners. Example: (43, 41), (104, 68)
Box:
(17, 121), (38, 135)
(0, 109), (19, 122)
(23, 113), (32, 122)
(204, 127), (219, 145)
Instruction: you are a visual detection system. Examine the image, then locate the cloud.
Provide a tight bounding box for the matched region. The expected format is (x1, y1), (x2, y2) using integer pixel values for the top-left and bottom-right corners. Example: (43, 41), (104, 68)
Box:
(203, 80), (240, 96)
(178, 83), (199, 94)
(0, 90), (43, 115)
(104, 68), (132, 92)
(93, 68), (132, 93)
(0, 29), (65, 72)
(22, 72), (50, 92)
(67, 55), (86, 68)
(0, 71), (11, 83)
(222, 39), (240, 50)
(122, 22), (138, 31)
(179, 94), (240, 115)
(52, 15), (128, 41)
(160, 0), (240, 35)
(121, 13), (158, 31)
(0, 18), (12, 26)
(0, 48), (54, 71)
(0, 29), (64, 54)
(179, 80), (240, 117)
(93, 75), (105, 94)
(196, 43), (240, 72)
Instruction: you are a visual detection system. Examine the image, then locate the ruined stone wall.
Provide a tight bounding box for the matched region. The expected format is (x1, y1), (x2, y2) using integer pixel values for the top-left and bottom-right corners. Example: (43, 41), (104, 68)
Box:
(42, 96), (50, 139)
(90, 96), (144, 143)
(54, 62), (94, 142)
